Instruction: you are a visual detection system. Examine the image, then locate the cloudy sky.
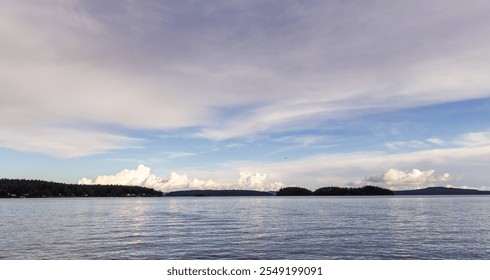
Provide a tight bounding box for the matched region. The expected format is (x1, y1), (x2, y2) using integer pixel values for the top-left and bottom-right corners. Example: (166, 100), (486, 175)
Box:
(2, 0), (490, 191)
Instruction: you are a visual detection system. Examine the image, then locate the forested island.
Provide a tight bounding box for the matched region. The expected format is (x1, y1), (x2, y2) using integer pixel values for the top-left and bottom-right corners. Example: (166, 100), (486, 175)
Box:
(0, 179), (163, 198)
(277, 185), (394, 196)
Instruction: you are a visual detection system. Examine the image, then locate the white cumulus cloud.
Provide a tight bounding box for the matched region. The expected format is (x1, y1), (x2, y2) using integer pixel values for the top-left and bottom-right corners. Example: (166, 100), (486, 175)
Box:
(78, 164), (283, 192)
(364, 168), (452, 189)
(78, 164), (151, 186)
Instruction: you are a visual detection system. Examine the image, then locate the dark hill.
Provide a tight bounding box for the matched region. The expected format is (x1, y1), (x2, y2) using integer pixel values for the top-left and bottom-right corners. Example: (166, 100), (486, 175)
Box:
(394, 186), (490, 195)
(164, 190), (274, 196)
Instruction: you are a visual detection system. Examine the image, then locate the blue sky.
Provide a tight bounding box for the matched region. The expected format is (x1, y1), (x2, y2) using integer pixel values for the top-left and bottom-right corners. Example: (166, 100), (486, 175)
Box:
(1, 0), (490, 191)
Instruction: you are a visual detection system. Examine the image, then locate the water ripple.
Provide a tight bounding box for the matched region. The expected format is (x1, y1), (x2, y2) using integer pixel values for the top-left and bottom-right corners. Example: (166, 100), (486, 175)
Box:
(1, 196), (490, 259)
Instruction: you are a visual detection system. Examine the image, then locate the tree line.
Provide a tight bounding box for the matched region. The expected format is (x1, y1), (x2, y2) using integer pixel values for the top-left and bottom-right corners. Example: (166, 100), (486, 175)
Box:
(0, 179), (163, 198)
(277, 185), (393, 196)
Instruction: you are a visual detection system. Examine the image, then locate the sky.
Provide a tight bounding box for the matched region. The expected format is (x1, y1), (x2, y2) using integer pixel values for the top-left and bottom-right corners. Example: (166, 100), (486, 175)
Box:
(1, 0), (490, 191)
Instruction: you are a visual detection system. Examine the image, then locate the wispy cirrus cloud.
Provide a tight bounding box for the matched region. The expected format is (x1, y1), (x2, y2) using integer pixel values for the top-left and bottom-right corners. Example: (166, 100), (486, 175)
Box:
(385, 140), (428, 150)
(453, 131), (490, 147)
(426, 138), (446, 146)
(163, 152), (198, 159)
(0, 124), (141, 158)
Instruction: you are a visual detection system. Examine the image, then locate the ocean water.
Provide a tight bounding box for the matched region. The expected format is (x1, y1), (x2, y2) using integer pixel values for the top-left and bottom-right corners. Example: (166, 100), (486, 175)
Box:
(1, 196), (489, 259)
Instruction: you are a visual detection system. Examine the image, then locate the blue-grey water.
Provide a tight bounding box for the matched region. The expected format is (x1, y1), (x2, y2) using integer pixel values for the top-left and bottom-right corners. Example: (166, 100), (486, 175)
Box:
(1, 196), (489, 259)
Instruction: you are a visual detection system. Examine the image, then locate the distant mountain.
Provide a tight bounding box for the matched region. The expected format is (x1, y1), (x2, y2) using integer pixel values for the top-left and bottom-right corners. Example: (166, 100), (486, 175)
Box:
(394, 186), (490, 195)
(164, 190), (274, 197)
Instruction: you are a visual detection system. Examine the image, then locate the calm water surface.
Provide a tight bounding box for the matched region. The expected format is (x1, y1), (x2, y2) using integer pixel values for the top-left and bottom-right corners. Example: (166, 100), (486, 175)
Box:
(1, 196), (489, 259)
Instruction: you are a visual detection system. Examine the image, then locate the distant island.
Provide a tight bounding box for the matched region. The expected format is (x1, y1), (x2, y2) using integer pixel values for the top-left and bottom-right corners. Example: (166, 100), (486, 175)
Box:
(394, 186), (490, 195)
(277, 185), (394, 196)
(164, 190), (274, 197)
(0, 179), (163, 198)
